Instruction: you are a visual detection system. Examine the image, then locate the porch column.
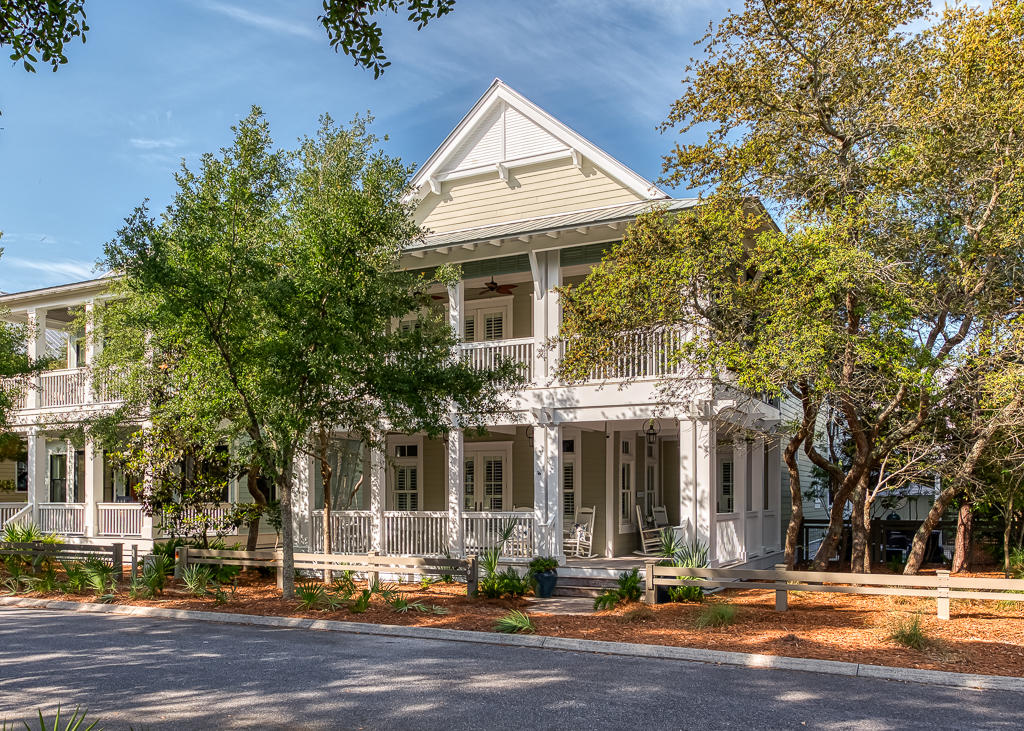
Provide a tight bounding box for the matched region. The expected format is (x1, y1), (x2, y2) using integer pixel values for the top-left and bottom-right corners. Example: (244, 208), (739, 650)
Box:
(27, 430), (47, 524)
(544, 424), (562, 560)
(83, 438), (103, 538)
(25, 308), (46, 409)
(446, 428), (465, 557)
(65, 440), (77, 504)
(766, 437), (782, 552)
(694, 417), (715, 563)
(678, 418), (696, 545)
(751, 435), (766, 555)
(733, 435), (749, 561)
(604, 424), (615, 557)
(368, 446), (385, 553)
(83, 301), (96, 403)
(291, 454), (315, 551)
(448, 281), (464, 343)
(532, 422), (561, 558)
(529, 250), (561, 384)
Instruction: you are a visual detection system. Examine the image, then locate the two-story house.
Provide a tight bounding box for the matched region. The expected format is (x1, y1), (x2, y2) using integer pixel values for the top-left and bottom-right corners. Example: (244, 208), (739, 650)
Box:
(0, 80), (784, 570)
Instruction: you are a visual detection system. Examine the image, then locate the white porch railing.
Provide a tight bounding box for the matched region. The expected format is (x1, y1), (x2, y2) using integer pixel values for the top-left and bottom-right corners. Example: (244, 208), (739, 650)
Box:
(0, 503), (29, 527)
(38, 503), (86, 536)
(0, 378), (28, 410)
(461, 338), (534, 380)
(98, 503), (145, 537)
(311, 510), (374, 554)
(560, 327), (687, 382)
(382, 511), (448, 556)
(39, 369), (87, 408)
(463, 511), (535, 558)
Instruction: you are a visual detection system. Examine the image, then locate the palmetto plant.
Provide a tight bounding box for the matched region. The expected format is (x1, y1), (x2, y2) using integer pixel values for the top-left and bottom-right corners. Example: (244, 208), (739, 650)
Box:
(181, 564), (214, 597)
(60, 561), (89, 595)
(665, 539), (709, 603)
(494, 609), (535, 634)
(593, 568), (643, 611)
(83, 559), (116, 596)
(296, 582), (325, 610)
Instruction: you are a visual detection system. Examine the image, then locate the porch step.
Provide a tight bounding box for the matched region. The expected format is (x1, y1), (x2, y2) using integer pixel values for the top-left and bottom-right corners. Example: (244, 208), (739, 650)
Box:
(551, 575), (619, 598)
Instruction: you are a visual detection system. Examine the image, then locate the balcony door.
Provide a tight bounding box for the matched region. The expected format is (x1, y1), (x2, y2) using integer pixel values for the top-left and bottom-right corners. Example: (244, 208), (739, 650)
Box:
(463, 444), (511, 512)
(464, 297), (512, 342)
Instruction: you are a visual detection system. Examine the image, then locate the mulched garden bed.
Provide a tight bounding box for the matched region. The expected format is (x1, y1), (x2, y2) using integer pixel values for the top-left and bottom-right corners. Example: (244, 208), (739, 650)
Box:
(15, 571), (1024, 678)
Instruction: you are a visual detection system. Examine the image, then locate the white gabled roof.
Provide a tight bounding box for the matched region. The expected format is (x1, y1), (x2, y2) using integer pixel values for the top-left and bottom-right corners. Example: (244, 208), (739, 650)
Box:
(410, 79), (669, 201)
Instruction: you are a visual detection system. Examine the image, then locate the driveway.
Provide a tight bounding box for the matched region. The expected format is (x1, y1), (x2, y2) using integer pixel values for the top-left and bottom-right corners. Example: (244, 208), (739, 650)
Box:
(0, 607), (1020, 729)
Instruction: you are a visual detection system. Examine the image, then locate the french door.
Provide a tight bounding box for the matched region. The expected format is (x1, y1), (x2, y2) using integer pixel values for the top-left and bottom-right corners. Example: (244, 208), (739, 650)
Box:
(464, 453), (508, 511)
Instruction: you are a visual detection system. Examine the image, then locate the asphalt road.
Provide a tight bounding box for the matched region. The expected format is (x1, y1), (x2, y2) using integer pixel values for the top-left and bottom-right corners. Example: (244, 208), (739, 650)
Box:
(1, 608), (1021, 730)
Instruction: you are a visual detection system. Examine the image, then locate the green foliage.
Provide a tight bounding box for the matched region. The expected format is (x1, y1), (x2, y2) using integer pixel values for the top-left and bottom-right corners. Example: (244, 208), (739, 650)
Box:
(593, 568), (643, 611)
(888, 614), (928, 650)
(477, 567), (530, 600)
(664, 540), (709, 603)
(181, 564), (214, 597)
(527, 556), (558, 575)
(331, 572), (357, 598)
(318, 0), (455, 78)
(695, 603), (737, 629)
(3, 521), (43, 544)
(296, 582), (326, 610)
(60, 561), (89, 595)
(349, 589), (372, 614)
(82, 559), (116, 596)
(493, 609), (535, 634)
(94, 108), (521, 597)
(140, 556), (171, 597)
(0, 1), (88, 73)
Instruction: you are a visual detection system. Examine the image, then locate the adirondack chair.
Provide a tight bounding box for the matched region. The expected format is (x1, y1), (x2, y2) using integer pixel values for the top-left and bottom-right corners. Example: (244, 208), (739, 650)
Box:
(636, 504), (662, 556)
(563, 506), (596, 558)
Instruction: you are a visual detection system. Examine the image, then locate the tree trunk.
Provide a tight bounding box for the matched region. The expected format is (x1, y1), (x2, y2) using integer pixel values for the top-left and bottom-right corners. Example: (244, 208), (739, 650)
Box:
(319, 431), (333, 584)
(850, 474), (870, 573)
(277, 459), (296, 598)
(1003, 495), (1014, 578)
(244, 464), (267, 552)
(952, 502), (973, 574)
(783, 436), (808, 569)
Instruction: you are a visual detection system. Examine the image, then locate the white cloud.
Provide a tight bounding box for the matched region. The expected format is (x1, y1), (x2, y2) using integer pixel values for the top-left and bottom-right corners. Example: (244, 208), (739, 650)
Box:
(6, 258), (97, 281)
(202, 2), (319, 40)
(129, 137), (185, 150)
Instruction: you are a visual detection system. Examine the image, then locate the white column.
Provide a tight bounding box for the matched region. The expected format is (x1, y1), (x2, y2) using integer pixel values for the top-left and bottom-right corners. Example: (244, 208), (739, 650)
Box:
(25, 308), (46, 409)
(532, 425), (547, 556)
(733, 436), (749, 561)
(529, 251), (561, 384)
(767, 436), (782, 551)
(369, 446), (385, 553)
(84, 438), (103, 537)
(448, 281), (464, 342)
(544, 424), (562, 559)
(751, 435), (766, 555)
(694, 417), (715, 562)
(447, 428), (465, 557)
(291, 454), (314, 551)
(604, 425), (615, 557)
(678, 419), (696, 544)
(27, 431), (48, 524)
(84, 300), (96, 403)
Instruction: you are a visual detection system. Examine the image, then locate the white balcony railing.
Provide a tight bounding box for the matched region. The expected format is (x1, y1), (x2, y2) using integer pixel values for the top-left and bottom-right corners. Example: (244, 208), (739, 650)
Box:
(38, 503), (86, 536)
(0, 503), (29, 527)
(560, 327), (687, 382)
(97, 503), (145, 537)
(460, 338), (534, 380)
(382, 511), (448, 556)
(39, 369), (87, 408)
(463, 511), (534, 558)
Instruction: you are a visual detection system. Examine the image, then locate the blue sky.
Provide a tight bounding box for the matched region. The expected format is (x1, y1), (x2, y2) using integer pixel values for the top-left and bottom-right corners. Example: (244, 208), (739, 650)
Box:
(0, 0), (722, 293)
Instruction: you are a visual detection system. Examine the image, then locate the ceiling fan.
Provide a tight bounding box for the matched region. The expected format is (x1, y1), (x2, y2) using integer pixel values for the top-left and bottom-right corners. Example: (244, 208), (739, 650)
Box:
(478, 277), (518, 296)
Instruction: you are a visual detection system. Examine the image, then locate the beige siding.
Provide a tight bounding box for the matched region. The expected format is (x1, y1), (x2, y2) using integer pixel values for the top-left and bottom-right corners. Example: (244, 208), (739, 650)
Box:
(510, 428), (533, 508)
(579, 431), (607, 556)
(0, 459), (24, 501)
(422, 437), (447, 511)
(778, 396), (828, 522)
(415, 158), (643, 234)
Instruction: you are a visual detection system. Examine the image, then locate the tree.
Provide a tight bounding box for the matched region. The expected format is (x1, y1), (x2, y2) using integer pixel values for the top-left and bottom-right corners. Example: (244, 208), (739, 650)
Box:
(560, 0), (1024, 573)
(0, 245), (38, 431)
(94, 108), (519, 597)
(2, 1), (453, 79)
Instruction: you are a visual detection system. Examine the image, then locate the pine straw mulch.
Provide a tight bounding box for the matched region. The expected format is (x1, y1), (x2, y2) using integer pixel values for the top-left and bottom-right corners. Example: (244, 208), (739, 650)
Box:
(16, 571), (1024, 678)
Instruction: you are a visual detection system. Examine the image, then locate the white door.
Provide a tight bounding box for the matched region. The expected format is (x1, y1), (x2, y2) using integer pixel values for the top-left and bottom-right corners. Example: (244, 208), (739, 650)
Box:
(464, 453), (507, 511)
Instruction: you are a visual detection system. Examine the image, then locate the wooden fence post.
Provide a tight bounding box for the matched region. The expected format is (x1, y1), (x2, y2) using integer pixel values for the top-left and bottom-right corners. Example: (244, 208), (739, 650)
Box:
(111, 543), (124, 581)
(774, 563), (788, 612)
(466, 555), (478, 597)
(367, 550), (379, 588)
(174, 545), (189, 579)
(275, 549), (284, 591)
(936, 569), (950, 620)
(644, 559), (657, 605)
(131, 544), (138, 579)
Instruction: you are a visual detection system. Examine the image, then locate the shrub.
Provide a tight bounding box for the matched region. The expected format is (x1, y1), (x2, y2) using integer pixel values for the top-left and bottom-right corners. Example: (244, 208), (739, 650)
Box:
(388, 597), (429, 613)
(296, 582), (325, 610)
(141, 556), (171, 597)
(60, 561), (89, 595)
(593, 568), (643, 611)
(82, 559), (116, 596)
(181, 564), (214, 597)
(494, 609), (535, 634)
(889, 614), (928, 650)
(349, 589), (372, 613)
(666, 541), (709, 603)
(695, 603), (736, 629)
(477, 567), (530, 599)
(331, 572), (356, 598)
(1, 705), (100, 731)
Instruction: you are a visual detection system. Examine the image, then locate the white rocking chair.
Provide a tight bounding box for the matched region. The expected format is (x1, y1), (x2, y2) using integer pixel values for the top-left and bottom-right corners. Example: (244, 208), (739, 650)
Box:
(636, 504), (663, 556)
(563, 506), (596, 558)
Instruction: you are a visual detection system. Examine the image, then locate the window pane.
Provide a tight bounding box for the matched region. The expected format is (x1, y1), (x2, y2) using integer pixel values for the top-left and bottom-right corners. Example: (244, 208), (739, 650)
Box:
(484, 313), (504, 341)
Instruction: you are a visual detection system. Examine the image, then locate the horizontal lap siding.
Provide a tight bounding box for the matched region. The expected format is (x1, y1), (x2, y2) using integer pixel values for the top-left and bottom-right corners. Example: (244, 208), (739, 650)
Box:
(416, 160), (642, 233)
(778, 396), (827, 524)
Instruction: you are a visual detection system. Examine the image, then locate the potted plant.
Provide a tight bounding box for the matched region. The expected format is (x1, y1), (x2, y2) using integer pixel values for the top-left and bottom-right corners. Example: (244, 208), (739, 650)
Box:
(529, 556), (559, 598)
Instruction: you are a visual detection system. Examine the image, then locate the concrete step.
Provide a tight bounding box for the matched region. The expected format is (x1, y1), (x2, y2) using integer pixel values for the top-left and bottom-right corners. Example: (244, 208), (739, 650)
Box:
(551, 585), (603, 598)
(550, 575), (619, 598)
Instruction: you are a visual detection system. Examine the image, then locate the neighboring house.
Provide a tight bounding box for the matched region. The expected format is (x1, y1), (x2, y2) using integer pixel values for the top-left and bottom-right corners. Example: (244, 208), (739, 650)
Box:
(0, 80), (782, 567)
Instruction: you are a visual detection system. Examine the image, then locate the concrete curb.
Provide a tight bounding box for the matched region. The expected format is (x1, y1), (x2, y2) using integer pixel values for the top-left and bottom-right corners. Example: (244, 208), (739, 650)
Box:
(2, 596), (1021, 692)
